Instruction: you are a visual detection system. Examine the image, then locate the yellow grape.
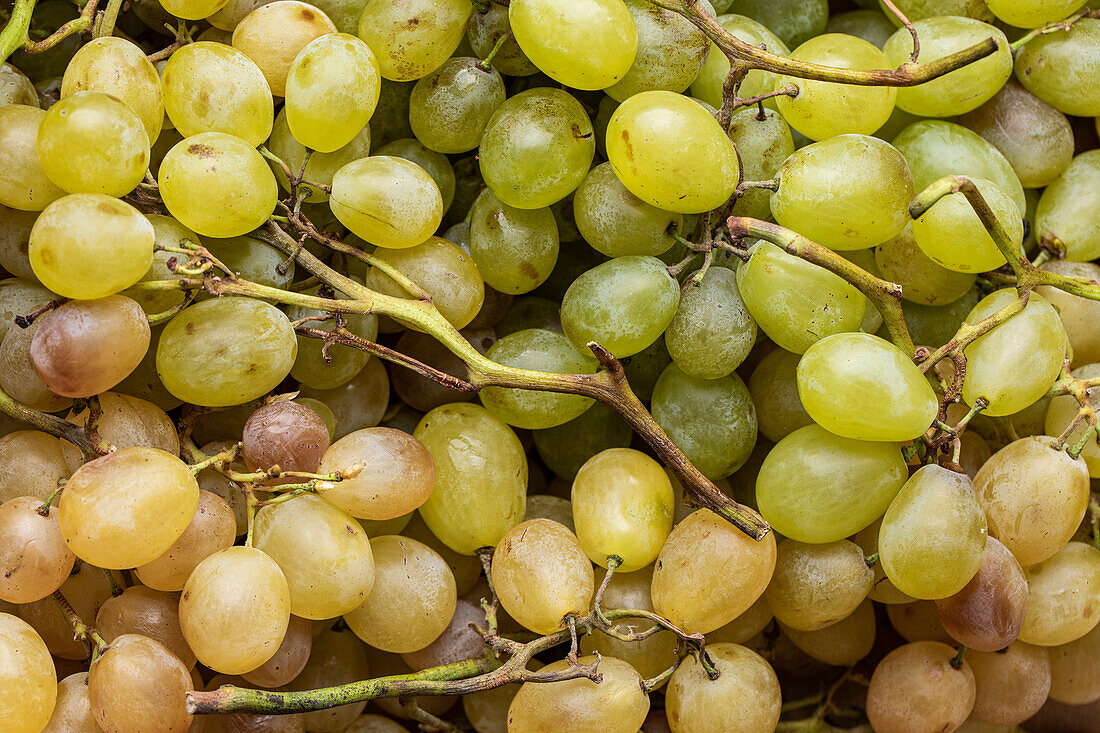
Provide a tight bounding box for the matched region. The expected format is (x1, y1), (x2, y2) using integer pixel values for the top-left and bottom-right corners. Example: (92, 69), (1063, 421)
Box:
(61, 36), (164, 142)
(319, 427), (436, 520)
(363, 237), (484, 329)
(782, 599), (877, 667)
(329, 156), (443, 249)
(0, 62), (37, 107)
(231, 1), (337, 97)
(765, 539), (874, 631)
(665, 643), (781, 733)
(0, 105), (65, 211)
(356, 0), (472, 82)
(266, 109), (372, 204)
(87, 634), (194, 733)
(0, 496), (74, 604)
(507, 656), (648, 733)
(0, 613), (57, 733)
(133, 490), (237, 592)
(1018, 542), (1100, 647)
(866, 641), (976, 733)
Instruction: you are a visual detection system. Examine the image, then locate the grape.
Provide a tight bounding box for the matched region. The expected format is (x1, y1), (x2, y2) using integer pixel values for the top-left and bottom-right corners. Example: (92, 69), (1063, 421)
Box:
(651, 364), (757, 479)
(573, 163), (679, 260)
(797, 332), (938, 442)
(402, 597), (486, 671)
(404, 513), (482, 596)
(756, 424), (908, 543)
(1049, 623), (1100, 704)
(388, 330), (479, 412)
(344, 534), (456, 652)
(96, 585), (197, 669)
(742, 0), (827, 46)
(1015, 18), (1100, 117)
(344, 715), (411, 733)
(134, 489), (237, 592)
(41, 672), (99, 733)
(356, 0), (471, 82)
(1046, 364), (1100, 476)
(498, 296), (562, 338)
(524, 494), (574, 530)
(0, 62), (37, 107)
(318, 427), (435, 520)
(243, 400), (331, 474)
(207, 0), (269, 29)
(290, 629), (371, 730)
(775, 35), (897, 141)
(766, 539), (873, 631)
(159, 132), (278, 238)
(826, 10), (896, 48)
(746, 351), (810, 445)
(59, 392), (181, 472)
(913, 177), (1023, 274)
(884, 17), (1012, 117)
(0, 431), (71, 505)
(0, 314), (72, 413)
(781, 599), (877, 666)
(330, 156), (443, 249)
(605, 0), (709, 102)
(364, 237), (484, 329)
(266, 118), (366, 206)
(709, 595), (774, 646)
(606, 90), (738, 214)
(0, 280), (57, 341)
(157, 297), (297, 407)
(0, 496), (75, 603)
(737, 242), (866, 355)
(560, 256), (679, 359)
(60, 37), (163, 144)
(651, 509), (776, 633)
(159, 0), (231, 19)
(467, 2), (536, 76)
(231, 1), (337, 97)
(1035, 150), (1100, 262)
(30, 194), (154, 301)
(0, 105), (65, 211)
(959, 80), (1074, 190)
(968, 642), (1051, 725)
(691, 15), (790, 109)
(179, 546), (291, 674)
(299, 357), (390, 438)
(508, 0), (637, 90)
(479, 88), (595, 210)
(285, 33), (380, 152)
(866, 641), (976, 733)
(88, 634), (194, 733)
(59, 447), (199, 569)
(415, 403), (526, 555)
(532, 403), (632, 480)
(665, 643), (781, 733)
(880, 0), (995, 22)
(409, 57), (505, 154)
(242, 614), (312, 688)
(205, 234), (294, 292)
(875, 224), (976, 306)
(1018, 542), (1100, 647)
(936, 536), (1027, 652)
(728, 107), (795, 221)
(468, 189), (559, 295)
(0, 613), (56, 733)
(664, 268), (755, 380)
(161, 42), (274, 146)
(376, 139), (456, 212)
(465, 681), (522, 733)
(15, 561), (123, 660)
(29, 295), (150, 398)
(962, 289), (1066, 416)
(0, 205), (38, 281)
(507, 655), (649, 733)
(893, 119), (1026, 216)
(852, 519), (916, 605)
(491, 518), (594, 634)
(286, 285), (377, 390)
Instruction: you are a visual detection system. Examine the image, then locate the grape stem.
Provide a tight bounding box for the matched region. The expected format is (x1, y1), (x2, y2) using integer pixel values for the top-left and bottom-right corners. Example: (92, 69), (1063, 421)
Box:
(53, 589), (108, 660)
(92, 0), (123, 38)
(0, 0), (100, 62)
(1010, 9), (1100, 53)
(0, 385), (106, 460)
(401, 697), (460, 733)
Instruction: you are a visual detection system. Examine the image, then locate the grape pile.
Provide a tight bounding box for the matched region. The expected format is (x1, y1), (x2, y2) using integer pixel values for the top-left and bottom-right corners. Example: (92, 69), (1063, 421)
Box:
(0, 0), (1099, 730)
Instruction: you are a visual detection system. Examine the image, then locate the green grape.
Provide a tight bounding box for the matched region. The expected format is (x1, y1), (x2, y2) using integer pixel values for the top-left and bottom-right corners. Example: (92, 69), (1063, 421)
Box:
(1035, 150), (1100, 262)
(1019, 542), (1100, 646)
(330, 156), (443, 249)
(962, 289), (1066, 417)
(651, 509), (776, 633)
(123, 215), (195, 315)
(651, 364), (756, 480)
(560, 256), (680, 359)
(508, 0), (637, 90)
(284, 33), (379, 154)
(161, 42), (274, 146)
(797, 332), (938, 442)
(1046, 364), (1100, 477)
(893, 119), (1025, 215)
(29, 194), (153, 299)
(356, 0), (471, 82)
(825, 10), (897, 48)
(606, 90), (738, 214)
(664, 268), (755, 380)
(60, 37), (164, 142)
(878, 0), (994, 22)
(265, 109), (370, 204)
(782, 599), (877, 666)
(749, 347), (813, 442)
(665, 643), (780, 733)
(974, 436), (1090, 566)
(875, 224), (976, 306)
(160, 0), (231, 19)
(375, 138), (456, 212)
(899, 286), (981, 348)
(507, 656), (648, 733)
(231, 1), (338, 98)
(156, 297), (298, 407)
(480, 329), (597, 430)
(765, 539), (874, 630)
(775, 35), (897, 141)
(880, 465), (988, 600)
(479, 88), (594, 210)
(497, 296), (562, 337)
(691, 15), (789, 108)
(756, 423), (908, 543)
(1038, 262), (1100, 367)
(287, 287), (378, 390)
(468, 189), (559, 295)
(363, 237), (484, 329)
(532, 236), (606, 301)
(571, 448), (674, 571)
(532, 403), (631, 480)
(605, 0), (710, 101)
(572, 162), (679, 259)
(368, 78), (415, 150)
(1015, 19), (1100, 117)
(409, 57), (505, 154)
(491, 518), (594, 635)
(912, 177), (1023, 273)
(0, 613), (57, 733)
(158, 132), (278, 238)
(736, 242), (866, 354)
(254, 493), (376, 620)
(739, 0), (827, 46)
(0, 105), (65, 211)
(728, 107), (795, 221)
(866, 641), (977, 733)
(414, 403), (526, 554)
(771, 134), (913, 250)
(884, 18), (1012, 117)
(205, 234), (294, 291)
(0, 62), (37, 107)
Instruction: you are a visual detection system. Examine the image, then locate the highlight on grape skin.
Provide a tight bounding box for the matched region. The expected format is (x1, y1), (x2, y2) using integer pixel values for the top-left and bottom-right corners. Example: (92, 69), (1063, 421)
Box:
(0, 0), (1099, 731)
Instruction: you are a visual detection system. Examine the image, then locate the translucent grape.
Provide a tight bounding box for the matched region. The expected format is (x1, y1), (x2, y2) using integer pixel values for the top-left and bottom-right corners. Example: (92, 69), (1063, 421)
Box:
(968, 642), (1052, 726)
(826, 10), (897, 47)
(936, 536), (1028, 652)
(748, 348), (813, 442)
(0, 313), (71, 413)
(41, 672), (98, 733)
(604, 0), (709, 101)
(356, 0), (472, 82)
(88, 634), (194, 733)
(875, 224), (976, 306)
(766, 539), (873, 631)
(664, 268), (755, 380)
(866, 641), (976, 733)
(1018, 541), (1100, 647)
(755, 423), (908, 543)
(0, 105), (65, 211)
(0, 62), (37, 107)
(206, 0), (268, 29)
(691, 15), (789, 107)
(1035, 150), (1100, 262)
(507, 656), (648, 733)
(532, 403), (632, 480)
(134, 489), (237, 592)
(508, 0), (637, 90)
(330, 156), (443, 249)
(665, 643), (781, 733)
(231, 1), (337, 97)
(159, 0), (231, 20)
(0, 430), (70, 505)
(404, 512), (482, 596)
(1014, 19), (1100, 117)
(911, 177), (1022, 274)
(157, 297), (298, 407)
(409, 57), (505, 154)
(95, 585), (197, 670)
(376, 138), (456, 212)
(606, 90), (739, 214)
(299, 358), (390, 438)
(318, 427), (435, 520)
(13, 560), (122, 660)
(286, 285), (377, 390)
(0, 496), (74, 604)
(468, 189), (559, 295)
(60, 392), (180, 474)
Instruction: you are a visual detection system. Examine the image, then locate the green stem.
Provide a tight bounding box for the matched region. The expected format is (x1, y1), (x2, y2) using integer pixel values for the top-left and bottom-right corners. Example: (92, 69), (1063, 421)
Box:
(0, 0), (35, 62)
(914, 293), (1028, 373)
(94, 0), (123, 37)
(478, 30), (509, 70)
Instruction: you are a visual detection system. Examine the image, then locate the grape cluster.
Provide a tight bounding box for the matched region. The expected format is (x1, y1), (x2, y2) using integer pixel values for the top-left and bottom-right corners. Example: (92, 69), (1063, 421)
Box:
(0, 0), (1099, 731)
